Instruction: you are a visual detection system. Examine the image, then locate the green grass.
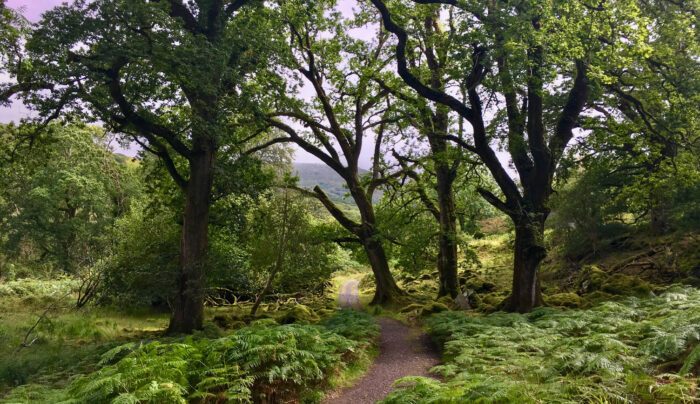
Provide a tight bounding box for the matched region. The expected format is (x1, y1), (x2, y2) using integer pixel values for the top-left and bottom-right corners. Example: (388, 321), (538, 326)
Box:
(0, 295), (169, 397)
(382, 285), (700, 403)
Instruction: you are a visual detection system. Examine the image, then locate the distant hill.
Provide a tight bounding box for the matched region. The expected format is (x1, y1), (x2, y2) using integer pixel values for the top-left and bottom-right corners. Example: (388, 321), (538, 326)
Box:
(293, 163), (356, 203)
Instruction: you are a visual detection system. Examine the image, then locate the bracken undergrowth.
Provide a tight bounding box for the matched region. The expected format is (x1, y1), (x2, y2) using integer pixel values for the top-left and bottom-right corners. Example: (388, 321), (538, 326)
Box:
(383, 285), (700, 403)
(1, 309), (378, 404)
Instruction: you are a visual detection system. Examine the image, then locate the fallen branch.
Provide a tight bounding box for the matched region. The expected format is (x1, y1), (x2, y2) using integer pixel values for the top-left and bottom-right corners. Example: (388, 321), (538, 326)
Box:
(17, 290), (72, 352)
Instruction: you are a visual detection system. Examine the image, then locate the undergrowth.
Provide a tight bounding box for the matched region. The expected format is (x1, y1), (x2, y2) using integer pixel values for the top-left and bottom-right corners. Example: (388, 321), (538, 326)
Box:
(1, 309), (378, 403)
(383, 285), (700, 403)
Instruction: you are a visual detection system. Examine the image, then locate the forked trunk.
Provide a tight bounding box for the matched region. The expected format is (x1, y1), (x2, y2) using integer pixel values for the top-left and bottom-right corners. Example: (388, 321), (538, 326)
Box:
(364, 236), (403, 305)
(349, 183), (402, 305)
(505, 219), (546, 313)
(167, 149), (215, 334)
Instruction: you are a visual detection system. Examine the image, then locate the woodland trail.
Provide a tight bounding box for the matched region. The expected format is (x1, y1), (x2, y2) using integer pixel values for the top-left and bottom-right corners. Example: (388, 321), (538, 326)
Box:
(324, 280), (441, 403)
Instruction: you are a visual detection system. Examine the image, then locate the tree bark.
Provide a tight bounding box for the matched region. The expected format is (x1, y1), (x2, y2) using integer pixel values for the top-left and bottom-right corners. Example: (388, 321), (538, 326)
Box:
(505, 217), (547, 313)
(167, 147), (216, 334)
(363, 234), (403, 305)
(649, 193), (669, 235)
(436, 171), (460, 298)
(349, 182), (403, 305)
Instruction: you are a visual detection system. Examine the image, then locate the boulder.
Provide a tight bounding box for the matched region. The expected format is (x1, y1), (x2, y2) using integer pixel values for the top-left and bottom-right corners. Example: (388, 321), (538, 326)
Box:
(278, 304), (320, 324)
(546, 292), (582, 309)
(455, 289), (474, 310)
(420, 302), (449, 317)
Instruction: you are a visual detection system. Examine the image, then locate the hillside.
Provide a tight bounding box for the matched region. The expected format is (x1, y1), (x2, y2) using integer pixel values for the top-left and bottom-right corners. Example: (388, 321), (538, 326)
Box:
(293, 162), (382, 204)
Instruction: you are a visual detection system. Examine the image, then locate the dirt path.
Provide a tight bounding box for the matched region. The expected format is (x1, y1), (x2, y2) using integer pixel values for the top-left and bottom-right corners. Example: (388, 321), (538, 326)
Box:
(325, 280), (440, 403)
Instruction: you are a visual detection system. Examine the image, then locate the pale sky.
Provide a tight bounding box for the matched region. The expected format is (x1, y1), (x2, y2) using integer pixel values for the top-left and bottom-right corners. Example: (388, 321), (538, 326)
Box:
(0, 0), (380, 166)
(0, 1), (504, 173)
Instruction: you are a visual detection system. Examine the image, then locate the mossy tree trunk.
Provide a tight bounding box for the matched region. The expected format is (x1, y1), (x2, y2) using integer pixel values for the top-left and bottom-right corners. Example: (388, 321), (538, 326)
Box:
(504, 217), (547, 313)
(433, 138), (460, 298)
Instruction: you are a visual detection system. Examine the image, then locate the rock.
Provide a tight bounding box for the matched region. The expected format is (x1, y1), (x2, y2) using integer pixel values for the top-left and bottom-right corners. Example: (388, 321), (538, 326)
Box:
(419, 302), (449, 317)
(681, 277), (700, 288)
(582, 290), (615, 307)
(399, 303), (423, 313)
(455, 290), (472, 310)
(602, 273), (653, 297)
(577, 265), (653, 298)
(213, 314), (233, 328)
(278, 304), (320, 324)
(465, 277), (496, 293)
(576, 265), (609, 294)
(546, 292), (582, 309)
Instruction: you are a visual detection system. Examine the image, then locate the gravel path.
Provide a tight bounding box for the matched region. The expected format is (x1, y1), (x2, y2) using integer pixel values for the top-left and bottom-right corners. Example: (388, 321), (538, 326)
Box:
(325, 280), (441, 403)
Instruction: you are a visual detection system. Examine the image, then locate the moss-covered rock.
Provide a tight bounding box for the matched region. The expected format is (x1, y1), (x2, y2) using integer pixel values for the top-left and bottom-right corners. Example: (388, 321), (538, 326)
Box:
(681, 277), (700, 288)
(464, 277), (496, 293)
(212, 314), (233, 329)
(481, 292), (505, 308)
(436, 295), (454, 307)
(317, 308), (337, 318)
(278, 304), (320, 324)
(420, 302), (449, 317)
(576, 265), (608, 294)
(581, 290), (616, 307)
(577, 264), (654, 299)
(546, 293), (582, 309)
(602, 273), (653, 297)
(399, 303), (423, 313)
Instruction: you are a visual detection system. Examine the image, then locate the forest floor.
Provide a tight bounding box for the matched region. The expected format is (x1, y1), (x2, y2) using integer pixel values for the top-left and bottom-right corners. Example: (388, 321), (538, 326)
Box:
(323, 279), (440, 403)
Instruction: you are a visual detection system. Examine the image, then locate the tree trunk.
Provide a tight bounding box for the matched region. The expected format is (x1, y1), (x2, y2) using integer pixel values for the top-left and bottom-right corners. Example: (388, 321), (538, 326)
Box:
(363, 235), (403, 305)
(435, 169), (460, 298)
(348, 181), (403, 305)
(649, 194), (669, 235)
(505, 218), (546, 313)
(167, 149), (216, 334)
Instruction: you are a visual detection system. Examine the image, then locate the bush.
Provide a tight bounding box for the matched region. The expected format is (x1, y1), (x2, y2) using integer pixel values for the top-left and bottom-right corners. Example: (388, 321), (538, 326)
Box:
(0, 277), (78, 300)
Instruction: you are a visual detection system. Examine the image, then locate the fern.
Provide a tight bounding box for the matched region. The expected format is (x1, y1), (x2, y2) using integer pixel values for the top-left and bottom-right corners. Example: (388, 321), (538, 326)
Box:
(43, 310), (377, 404)
(386, 285), (700, 403)
(679, 343), (700, 376)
